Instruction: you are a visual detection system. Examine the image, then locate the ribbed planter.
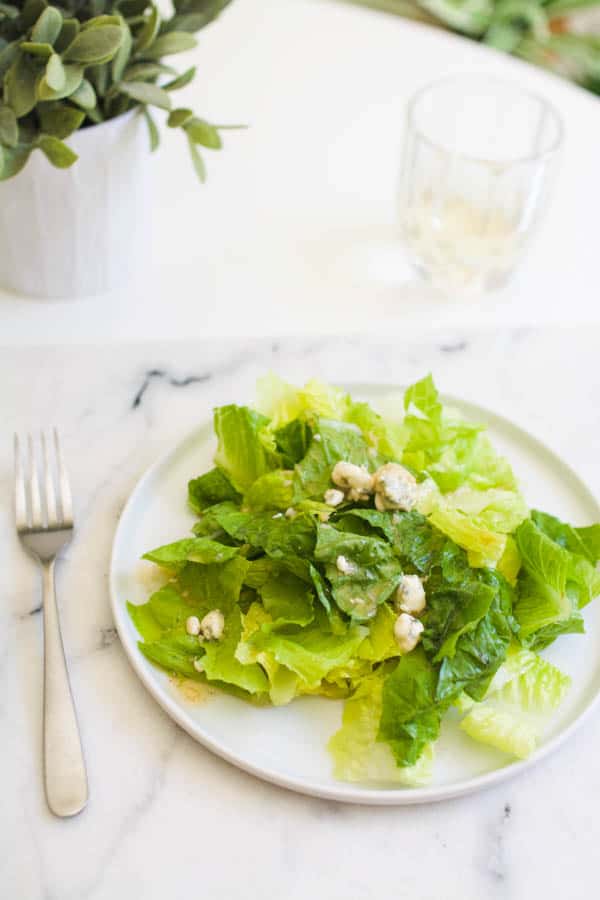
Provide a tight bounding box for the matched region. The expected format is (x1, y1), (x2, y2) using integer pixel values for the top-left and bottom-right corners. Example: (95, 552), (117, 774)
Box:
(0, 109), (150, 299)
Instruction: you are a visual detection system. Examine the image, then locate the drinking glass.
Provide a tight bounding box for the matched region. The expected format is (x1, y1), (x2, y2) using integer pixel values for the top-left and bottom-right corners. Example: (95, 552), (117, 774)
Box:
(398, 75), (564, 293)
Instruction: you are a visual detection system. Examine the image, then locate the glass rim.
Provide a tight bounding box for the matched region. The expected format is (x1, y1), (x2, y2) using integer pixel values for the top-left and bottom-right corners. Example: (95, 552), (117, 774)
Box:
(406, 73), (565, 167)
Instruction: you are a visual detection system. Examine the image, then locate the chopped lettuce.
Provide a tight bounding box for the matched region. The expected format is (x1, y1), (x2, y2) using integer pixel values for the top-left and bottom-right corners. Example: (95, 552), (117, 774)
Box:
(214, 404), (280, 492)
(329, 673), (434, 785)
(188, 467), (241, 513)
(258, 572), (314, 626)
(245, 470), (294, 511)
(143, 537), (239, 570)
(314, 523), (403, 621)
(255, 374), (350, 428)
(201, 606), (269, 695)
(293, 419), (374, 503)
(248, 621), (367, 689)
(378, 648), (447, 767)
(513, 513), (600, 650)
(459, 648), (571, 758)
(128, 374), (600, 786)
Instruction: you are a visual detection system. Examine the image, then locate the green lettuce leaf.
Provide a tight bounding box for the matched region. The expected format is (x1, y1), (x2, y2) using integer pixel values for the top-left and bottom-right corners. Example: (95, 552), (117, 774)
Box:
(357, 603), (400, 662)
(427, 500), (507, 565)
(378, 648), (446, 767)
(422, 578), (497, 662)
(329, 673), (433, 785)
(248, 621), (367, 688)
(245, 469), (294, 511)
(201, 606), (269, 695)
(127, 600), (164, 642)
(196, 503), (316, 580)
(293, 419), (374, 503)
(255, 374), (350, 428)
(274, 419), (313, 467)
(460, 647), (571, 759)
(258, 571), (314, 626)
(188, 467), (241, 514)
(314, 523), (403, 620)
(214, 404), (280, 492)
(345, 400), (407, 461)
(143, 537), (239, 570)
(139, 632), (204, 679)
(398, 375), (527, 557)
(175, 557), (249, 612)
(460, 704), (538, 759)
(531, 511), (600, 564)
(435, 571), (517, 702)
(513, 515), (599, 649)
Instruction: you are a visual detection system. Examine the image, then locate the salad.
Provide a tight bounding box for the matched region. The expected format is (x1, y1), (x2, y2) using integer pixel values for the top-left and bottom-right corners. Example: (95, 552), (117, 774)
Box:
(128, 375), (600, 785)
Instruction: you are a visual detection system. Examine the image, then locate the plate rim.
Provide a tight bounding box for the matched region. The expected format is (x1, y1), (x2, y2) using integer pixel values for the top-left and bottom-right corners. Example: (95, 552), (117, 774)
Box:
(109, 387), (600, 806)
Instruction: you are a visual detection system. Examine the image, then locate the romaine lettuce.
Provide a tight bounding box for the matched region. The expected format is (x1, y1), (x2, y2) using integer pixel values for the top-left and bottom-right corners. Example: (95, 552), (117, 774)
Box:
(128, 375), (599, 785)
(459, 648), (571, 758)
(329, 673), (434, 785)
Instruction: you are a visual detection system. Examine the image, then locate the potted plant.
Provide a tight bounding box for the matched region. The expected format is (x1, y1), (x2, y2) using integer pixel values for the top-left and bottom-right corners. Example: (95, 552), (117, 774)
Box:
(0, 0), (233, 297)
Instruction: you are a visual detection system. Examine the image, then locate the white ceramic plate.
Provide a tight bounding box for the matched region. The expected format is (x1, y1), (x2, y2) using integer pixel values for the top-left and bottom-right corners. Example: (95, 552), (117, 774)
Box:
(110, 387), (600, 805)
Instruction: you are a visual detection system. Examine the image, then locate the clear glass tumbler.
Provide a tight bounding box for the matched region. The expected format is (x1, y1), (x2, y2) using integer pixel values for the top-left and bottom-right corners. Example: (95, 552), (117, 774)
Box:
(398, 75), (564, 293)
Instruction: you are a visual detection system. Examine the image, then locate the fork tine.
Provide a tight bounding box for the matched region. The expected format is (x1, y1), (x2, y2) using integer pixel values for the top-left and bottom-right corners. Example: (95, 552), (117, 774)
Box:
(54, 429), (73, 526)
(28, 433), (43, 529)
(42, 431), (58, 527)
(14, 434), (28, 530)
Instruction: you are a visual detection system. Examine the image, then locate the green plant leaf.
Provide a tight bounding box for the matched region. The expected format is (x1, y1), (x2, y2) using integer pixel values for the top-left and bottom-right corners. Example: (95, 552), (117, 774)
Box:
(112, 18), (132, 82)
(54, 18), (79, 54)
(81, 15), (123, 30)
(37, 102), (85, 139)
(143, 31), (197, 58)
(135, 5), (160, 52)
(36, 133), (78, 168)
(31, 7), (63, 46)
(0, 41), (19, 80)
(87, 61), (108, 96)
(0, 102), (18, 147)
(187, 134), (205, 182)
(0, 143), (31, 180)
(168, 106), (193, 127)
(5, 52), (39, 117)
(21, 0), (46, 30)
(63, 24), (124, 64)
(0, 2), (19, 20)
(45, 53), (66, 91)
(85, 106), (103, 124)
(122, 61), (175, 81)
(118, 80), (172, 109)
(70, 78), (96, 110)
(143, 106), (160, 151)
(37, 64), (84, 101)
(163, 65), (196, 90)
(20, 41), (54, 58)
(185, 116), (222, 148)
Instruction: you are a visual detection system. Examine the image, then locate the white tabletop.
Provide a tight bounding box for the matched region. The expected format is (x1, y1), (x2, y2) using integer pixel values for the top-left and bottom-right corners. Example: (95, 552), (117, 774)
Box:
(2, 331), (600, 898)
(2, 0), (599, 345)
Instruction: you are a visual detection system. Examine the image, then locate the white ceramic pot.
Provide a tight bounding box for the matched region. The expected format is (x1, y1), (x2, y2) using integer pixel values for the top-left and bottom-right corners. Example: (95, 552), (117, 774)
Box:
(0, 109), (151, 299)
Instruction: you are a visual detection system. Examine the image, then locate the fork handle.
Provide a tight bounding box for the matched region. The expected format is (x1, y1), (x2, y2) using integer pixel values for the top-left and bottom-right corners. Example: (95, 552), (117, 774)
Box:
(42, 560), (88, 817)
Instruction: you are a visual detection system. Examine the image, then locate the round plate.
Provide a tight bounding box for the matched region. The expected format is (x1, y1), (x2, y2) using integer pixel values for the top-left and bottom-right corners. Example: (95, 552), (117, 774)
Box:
(110, 387), (600, 805)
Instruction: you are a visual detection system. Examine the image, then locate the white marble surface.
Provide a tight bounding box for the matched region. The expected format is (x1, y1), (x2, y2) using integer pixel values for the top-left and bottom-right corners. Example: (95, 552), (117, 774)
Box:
(2, 0), (600, 344)
(2, 330), (600, 899)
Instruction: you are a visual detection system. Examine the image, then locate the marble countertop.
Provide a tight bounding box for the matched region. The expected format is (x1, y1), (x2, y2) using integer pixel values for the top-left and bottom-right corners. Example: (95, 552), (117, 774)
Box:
(3, 330), (600, 899)
(3, 0), (600, 344)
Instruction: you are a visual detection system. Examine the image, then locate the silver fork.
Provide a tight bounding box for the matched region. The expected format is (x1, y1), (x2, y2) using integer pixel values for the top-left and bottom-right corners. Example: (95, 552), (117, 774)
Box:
(14, 431), (88, 818)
